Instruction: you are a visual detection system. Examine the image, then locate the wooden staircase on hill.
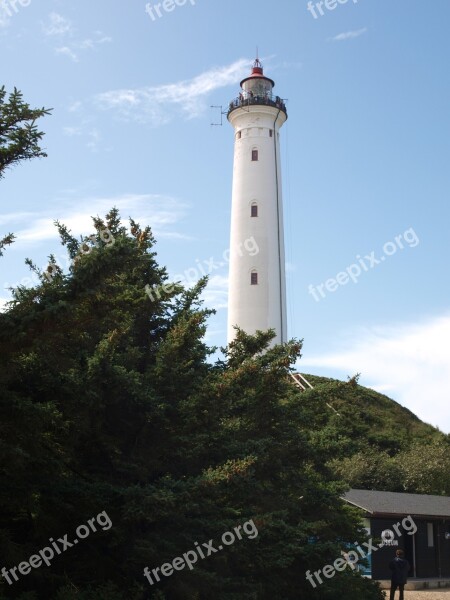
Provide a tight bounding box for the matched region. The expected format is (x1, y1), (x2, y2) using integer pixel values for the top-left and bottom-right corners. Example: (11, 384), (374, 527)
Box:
(290, 373), (341, 416)
(290, 372), (314, 391)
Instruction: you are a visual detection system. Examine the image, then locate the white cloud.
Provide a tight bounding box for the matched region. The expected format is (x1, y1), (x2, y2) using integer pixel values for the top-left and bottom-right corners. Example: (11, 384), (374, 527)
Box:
(331, 28), (368, 42)
(68, 100), (83, 112)
(0, 211), (35, 226)
(63, 126), (83, 137)
(42, 13), (112, 62)
(86, 128), (101, 152)
(299, 314), (450, 433)
(63, 117), (106, 152)
(56, 46), (79, 62)
(42, 12), (73, 36)
(54, 32), (112, 62)
(95, 58), (251, 127)
(10, 193), (189, 245)
(79, 35), (111, 49)
(16, 217), (58, 242)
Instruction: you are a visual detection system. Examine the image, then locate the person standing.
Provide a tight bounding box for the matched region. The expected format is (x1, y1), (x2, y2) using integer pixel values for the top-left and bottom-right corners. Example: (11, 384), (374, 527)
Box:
(389, 548), (410, 600)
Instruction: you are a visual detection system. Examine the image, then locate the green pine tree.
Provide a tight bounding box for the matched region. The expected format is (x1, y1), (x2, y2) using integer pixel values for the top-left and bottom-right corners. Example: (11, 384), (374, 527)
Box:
(0, 211), (384, 600)
(0, 85), (51, 256)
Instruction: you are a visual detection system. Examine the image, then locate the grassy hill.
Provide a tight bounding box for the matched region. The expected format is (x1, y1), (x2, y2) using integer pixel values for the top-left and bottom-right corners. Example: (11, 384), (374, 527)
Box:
(295, 374), (450, 495)
(304, 373), (442, 449)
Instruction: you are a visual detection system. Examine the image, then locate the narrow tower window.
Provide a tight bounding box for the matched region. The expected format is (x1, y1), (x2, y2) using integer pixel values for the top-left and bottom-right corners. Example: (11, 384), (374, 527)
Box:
(237, 131), (241, 139)
(251, 203), (258, 217)
(269, 129), (273, 137)
(251, 149), (259, 161)
(251, 270), (258, 285)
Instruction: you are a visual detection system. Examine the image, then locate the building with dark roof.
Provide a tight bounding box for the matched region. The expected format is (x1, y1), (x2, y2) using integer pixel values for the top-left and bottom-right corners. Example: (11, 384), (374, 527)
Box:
(342, 489), (450, 580)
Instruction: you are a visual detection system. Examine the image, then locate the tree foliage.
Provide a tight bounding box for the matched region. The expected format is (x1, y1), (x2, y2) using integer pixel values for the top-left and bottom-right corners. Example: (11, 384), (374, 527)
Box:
(0, 86), (51, 176)
(0, 85), (51, 255)
(0, 211), (384, 600)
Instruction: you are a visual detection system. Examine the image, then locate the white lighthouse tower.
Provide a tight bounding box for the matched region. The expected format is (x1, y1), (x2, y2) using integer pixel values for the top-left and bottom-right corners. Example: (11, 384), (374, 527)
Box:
(227, 58), (288, 345)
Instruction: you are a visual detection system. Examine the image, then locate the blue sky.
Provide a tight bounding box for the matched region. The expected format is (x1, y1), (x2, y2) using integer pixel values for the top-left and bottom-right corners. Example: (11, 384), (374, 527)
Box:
(1, 0), (449, 431)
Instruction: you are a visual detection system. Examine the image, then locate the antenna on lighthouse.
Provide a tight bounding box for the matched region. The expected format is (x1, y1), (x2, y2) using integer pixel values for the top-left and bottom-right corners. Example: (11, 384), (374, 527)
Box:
(210, 105), (227, 127)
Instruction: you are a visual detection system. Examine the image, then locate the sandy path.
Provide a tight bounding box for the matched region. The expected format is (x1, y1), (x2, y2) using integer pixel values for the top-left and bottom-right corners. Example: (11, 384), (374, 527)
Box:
(382, 591), (450, 600)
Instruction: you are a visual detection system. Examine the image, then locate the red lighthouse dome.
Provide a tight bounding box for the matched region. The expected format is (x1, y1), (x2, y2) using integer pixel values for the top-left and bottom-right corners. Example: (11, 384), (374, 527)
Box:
(240, 58), (275, 91)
